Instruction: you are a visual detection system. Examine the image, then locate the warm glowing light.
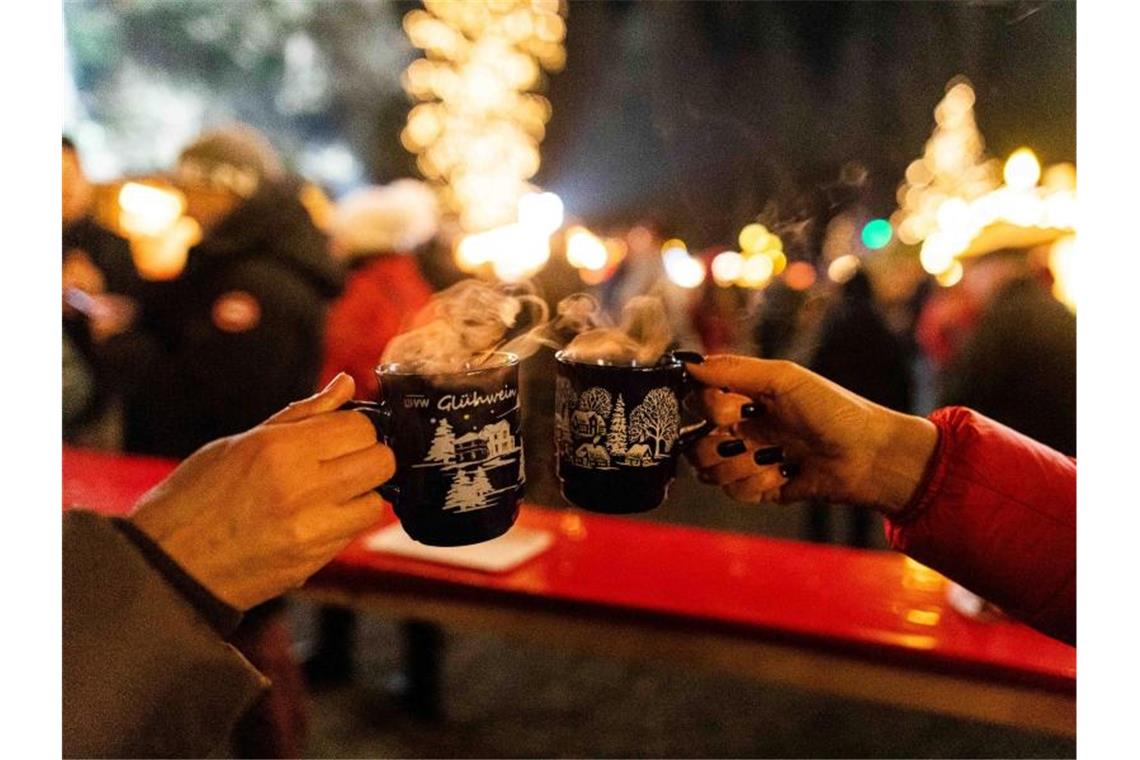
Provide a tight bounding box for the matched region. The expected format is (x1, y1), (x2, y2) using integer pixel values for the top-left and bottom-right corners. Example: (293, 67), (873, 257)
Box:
(784, 261), (816, 291)
(738, 253), (774, 289)
(769, 250), (787, 275)
(935, 197), (970, 231)
(1043, 162), (1077, 193)
(827, 254), (860, 284)
(1043, 190), (1077, 230)
(401, 0), (566, 243)
(711, 251), (744, 286)
(1003, 148), (1041, 192)
(904, 608), (942, 627)
(738, 223), (770, 254)
(456, 222), (550, 282)
(517, 191), (563, 233)
(130, 216), (200, 280)
(861, 219), (892, 250)
(661, 244), (706, 289)
(118, 182), (184, 237)
(1048, 235), (1076, 311)
(936, 259), (963, 287)
(920, 235), (956, 275)
(566, 226), (608, 271)
(893, 77), (1000, 248)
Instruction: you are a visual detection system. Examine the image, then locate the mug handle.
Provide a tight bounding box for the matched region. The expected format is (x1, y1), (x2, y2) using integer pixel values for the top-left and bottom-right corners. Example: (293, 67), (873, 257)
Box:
(338, 399), (400, 502)
(675, 357), (714, 450)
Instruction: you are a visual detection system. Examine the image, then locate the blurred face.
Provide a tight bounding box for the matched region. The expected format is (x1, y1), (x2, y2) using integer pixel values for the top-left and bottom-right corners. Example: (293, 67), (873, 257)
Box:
(179, 183), (241, 233)
(62, 147), (91, 225)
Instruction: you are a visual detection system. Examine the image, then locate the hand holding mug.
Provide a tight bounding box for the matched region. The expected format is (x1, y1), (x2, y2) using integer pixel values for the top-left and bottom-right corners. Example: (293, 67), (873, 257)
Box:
(682, 355), (937, 515)
(129, 373), (395, 610)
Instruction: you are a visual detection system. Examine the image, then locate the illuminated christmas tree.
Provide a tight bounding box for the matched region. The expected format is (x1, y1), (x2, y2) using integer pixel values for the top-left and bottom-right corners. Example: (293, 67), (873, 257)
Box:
(399, 0), (567, 233)
(893, 77), (1000, 248)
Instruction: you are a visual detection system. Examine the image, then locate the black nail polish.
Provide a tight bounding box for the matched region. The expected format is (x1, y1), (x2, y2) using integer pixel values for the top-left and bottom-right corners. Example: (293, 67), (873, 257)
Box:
(779, 462), (801, 479)
(717, 439), (747, 457)
(741, 403), (763, 419)
(673, 350), (705, 365)
(753, 447), (784, 465)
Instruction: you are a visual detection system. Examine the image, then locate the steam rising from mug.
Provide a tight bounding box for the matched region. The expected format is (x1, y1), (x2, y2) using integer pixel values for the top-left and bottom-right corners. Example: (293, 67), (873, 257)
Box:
(381, 279), (673, 374)
(558, 294), (672, 366)
(382, 280), (550, 374)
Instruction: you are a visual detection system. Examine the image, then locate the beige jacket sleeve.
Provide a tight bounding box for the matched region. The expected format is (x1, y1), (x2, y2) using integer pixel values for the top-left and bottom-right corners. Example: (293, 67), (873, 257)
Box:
(63, 510), (267, 758)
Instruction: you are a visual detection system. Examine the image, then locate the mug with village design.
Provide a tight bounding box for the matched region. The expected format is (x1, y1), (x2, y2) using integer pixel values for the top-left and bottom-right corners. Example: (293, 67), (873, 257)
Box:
(554, 351), (706, 514)
(362, 352), (524, 546)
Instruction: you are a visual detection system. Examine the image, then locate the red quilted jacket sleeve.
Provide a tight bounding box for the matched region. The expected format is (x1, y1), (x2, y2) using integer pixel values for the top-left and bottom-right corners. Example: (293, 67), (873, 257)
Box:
(885, 407), (1076, 645)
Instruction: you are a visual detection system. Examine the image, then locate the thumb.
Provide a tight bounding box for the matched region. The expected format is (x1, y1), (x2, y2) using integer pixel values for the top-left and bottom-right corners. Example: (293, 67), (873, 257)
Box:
(684, 355), (802, 398)
(266, 372), (356, 425)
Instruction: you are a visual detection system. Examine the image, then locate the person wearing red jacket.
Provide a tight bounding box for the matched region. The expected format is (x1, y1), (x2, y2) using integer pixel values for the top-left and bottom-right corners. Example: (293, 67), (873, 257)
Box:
(319, 180), (438, 400)
(310, 180), (438, 687)
(678, 353), (1075, 645)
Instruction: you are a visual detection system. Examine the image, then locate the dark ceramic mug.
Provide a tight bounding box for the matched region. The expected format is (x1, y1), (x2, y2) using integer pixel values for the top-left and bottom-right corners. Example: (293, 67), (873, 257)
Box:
(343, 352), (524, 546)
(554, 351), (709, 514)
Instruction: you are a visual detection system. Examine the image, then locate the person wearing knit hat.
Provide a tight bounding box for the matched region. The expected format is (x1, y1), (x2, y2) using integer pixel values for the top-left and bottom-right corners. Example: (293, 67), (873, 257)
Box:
(306, 181), (438, 690)
(318, 179), (437, 398)
(173, 123), (287, 234)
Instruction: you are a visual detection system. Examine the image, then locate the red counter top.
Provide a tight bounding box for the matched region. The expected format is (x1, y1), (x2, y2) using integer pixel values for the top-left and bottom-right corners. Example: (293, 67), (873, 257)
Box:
(63, 446), (1075, 694)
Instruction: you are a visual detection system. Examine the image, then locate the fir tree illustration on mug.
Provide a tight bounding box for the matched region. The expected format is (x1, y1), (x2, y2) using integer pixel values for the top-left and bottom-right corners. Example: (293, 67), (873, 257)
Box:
(554, 352), (709, 514)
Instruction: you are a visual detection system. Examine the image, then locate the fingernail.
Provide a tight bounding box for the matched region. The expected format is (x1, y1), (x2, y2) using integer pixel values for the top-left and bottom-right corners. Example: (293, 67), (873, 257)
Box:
(741, 402), (763, 419)
(322, 372), (347, 392)
(673, 350), (705, 365)
(717, 439), (747, 457)
(779, 462), (800, 479)
(753, 447), (784, 465)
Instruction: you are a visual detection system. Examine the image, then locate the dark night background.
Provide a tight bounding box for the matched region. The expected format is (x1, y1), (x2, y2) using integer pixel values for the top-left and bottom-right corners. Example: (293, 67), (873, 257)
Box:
(67, 1), (1076, 254)
(534, 1), (1075, 249)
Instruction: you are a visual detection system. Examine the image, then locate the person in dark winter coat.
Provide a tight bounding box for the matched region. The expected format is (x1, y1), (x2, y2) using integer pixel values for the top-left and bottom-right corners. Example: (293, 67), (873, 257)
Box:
(92, 125), (344, 756)
(62, 136), (145, 446)
(97, 125), (344, 459)
(940, 247), (1076, 456)
(807, 268), (912, 547)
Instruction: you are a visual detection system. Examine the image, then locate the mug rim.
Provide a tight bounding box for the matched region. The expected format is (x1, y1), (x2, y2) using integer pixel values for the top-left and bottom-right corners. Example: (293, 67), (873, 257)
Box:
(554, 350), (682, 372)
(377, 351), (520, 377)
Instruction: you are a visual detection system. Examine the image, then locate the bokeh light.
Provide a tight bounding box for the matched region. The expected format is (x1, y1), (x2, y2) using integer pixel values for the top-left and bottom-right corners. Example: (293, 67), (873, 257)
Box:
(828, 254), (860, 283)
(401, 0), (566, 243)
(711, 251), (744, 287)
(1003, 147), (1041, 192)
(738, 223), (770, 254)
(738, 253), (774, 288)
(861, 218), (892, 250)
(784, 261), (817, 291)
(935, 259), (963, 288)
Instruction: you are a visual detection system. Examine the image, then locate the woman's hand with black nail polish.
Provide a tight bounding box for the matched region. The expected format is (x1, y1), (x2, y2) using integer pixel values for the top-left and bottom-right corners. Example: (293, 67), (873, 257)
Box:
(683, 355), (938, 514)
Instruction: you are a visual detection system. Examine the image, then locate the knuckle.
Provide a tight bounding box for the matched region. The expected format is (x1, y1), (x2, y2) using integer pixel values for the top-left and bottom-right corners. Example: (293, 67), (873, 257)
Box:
(375, 445), (397, 481)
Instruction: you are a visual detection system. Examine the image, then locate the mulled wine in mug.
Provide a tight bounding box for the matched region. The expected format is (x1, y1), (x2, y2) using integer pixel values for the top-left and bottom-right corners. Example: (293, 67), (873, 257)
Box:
(344, 352), (524, 546)
(554, 351), (708, 513)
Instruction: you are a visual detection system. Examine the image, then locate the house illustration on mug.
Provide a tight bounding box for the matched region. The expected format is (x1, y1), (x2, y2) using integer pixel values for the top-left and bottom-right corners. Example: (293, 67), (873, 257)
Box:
(571, 409), (606, 439)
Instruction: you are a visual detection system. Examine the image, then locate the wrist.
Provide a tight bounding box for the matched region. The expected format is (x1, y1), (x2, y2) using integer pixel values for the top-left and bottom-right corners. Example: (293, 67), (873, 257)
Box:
(864, 409), (939, 516)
